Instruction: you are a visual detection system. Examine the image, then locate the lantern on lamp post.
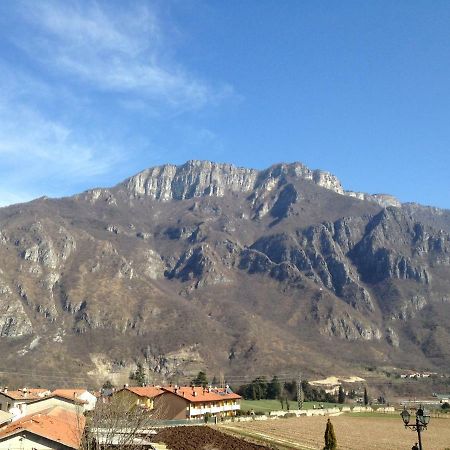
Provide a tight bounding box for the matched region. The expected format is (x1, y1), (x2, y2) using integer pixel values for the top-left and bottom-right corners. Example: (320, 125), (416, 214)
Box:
(400, 405), (430, 450)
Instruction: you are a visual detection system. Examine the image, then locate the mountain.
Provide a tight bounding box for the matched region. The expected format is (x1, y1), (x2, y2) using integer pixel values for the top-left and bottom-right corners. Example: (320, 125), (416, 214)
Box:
(0, 160), (449, 387)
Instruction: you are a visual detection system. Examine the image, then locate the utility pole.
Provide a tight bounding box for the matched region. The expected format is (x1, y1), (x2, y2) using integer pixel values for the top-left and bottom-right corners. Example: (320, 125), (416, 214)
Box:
(297, 372), (304, 410)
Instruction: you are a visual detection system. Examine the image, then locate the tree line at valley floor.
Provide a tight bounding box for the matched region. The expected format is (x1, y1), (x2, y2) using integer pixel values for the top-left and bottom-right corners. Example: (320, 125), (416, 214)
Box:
(234, 375), (347, 405)
(128, 368), (371, 406)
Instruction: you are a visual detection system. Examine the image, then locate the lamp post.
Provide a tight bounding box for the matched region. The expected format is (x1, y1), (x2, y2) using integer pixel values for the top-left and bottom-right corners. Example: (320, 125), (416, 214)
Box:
(400, 405), (431, 450)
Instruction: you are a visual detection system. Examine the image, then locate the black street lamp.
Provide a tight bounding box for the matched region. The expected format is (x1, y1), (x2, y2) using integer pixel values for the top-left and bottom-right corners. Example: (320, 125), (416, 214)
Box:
(400, 405), (431, 450)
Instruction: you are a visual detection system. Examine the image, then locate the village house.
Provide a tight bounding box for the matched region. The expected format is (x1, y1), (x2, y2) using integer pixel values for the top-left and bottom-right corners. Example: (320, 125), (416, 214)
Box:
(160, 386), (241, 420)
(24, 393), (87, 416)
(114, 386), (241, 419)
(0, 388), (50, 413)
(0, 406), (85, 450)
(52, 389), (97, 411)
(113, 386), (164, 410)
(114, 385), (241, 420)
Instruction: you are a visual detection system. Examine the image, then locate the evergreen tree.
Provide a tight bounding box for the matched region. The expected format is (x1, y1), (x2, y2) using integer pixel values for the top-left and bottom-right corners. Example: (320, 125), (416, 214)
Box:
(338, 386), (346, 404)
(364, 387), (369, 406)
(284, 380), (297, 399)
(130, 362), (146, 385)
(192, 371), (209, 387)
(102, 380), (114, 390)
(249, 376), (268, 400)
(251, 383), (259, 400)
(267, 376), (282, 399)
(323, 418), (337, 450)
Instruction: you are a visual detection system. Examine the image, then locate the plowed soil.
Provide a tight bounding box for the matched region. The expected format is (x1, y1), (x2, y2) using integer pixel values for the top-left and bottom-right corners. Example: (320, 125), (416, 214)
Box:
(221, 415), (450, 450)
(155, 425), (272, 450)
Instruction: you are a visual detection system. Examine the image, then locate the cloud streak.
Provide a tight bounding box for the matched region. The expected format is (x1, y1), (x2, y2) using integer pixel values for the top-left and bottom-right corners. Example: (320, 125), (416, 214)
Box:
(15, 0), (232, 109)
(0, 1), (233, 206)
(0, 104), (119, 178)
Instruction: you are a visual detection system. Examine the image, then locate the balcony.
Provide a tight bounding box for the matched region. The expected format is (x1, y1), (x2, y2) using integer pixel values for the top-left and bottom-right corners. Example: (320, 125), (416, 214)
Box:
(189, 404), (240, 416)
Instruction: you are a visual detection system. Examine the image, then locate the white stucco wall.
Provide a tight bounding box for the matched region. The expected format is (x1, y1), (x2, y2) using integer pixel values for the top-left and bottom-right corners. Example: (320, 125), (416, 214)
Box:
(77, 391), (97, 411)
(0, 434), (66, 450)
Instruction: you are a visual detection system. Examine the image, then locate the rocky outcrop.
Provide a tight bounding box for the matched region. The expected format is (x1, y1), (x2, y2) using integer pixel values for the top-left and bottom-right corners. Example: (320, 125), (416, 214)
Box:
(0, 280), (33, 337)
(349, 209), (432, 284)
(244, 220), (375, 312)
(120, 160), (400, 208)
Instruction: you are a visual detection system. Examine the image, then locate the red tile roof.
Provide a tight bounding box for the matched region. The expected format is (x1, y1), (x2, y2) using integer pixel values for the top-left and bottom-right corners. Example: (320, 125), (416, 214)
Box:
(0, 389), (49, 401)
(52, 389), (90, 398)
(52, 388), (87, 396)
(163, 386), (241, 403)
(27, 393), (87, 405)
(0, 406), (85, 449)
(123, 386), (164, 399)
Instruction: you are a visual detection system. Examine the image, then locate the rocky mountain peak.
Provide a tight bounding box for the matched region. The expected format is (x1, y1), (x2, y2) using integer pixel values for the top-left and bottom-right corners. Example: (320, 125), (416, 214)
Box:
(120, 160), (397, 207)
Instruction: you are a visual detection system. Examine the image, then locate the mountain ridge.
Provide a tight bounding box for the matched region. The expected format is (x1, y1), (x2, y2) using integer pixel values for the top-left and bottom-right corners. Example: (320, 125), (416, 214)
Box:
(0, 160), (449, 387)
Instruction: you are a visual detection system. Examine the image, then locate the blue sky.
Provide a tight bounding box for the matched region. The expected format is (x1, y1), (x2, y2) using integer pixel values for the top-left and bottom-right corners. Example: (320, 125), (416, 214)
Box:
(1, 1), (450, 208)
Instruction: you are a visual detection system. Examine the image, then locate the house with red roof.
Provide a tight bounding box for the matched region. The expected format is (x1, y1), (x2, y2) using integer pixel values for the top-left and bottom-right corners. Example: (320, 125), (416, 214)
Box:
(113, 386), (165, 411)
(52, 389), (97, 411)
(113, 385), (241, 420)
(159, 386), (241, 420)
(0, 406), (85, 450)
(0, 388), (50, 413)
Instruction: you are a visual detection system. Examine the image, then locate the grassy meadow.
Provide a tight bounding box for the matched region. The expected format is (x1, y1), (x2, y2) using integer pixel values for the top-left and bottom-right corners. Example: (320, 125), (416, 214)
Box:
(240, 399), (340, 412)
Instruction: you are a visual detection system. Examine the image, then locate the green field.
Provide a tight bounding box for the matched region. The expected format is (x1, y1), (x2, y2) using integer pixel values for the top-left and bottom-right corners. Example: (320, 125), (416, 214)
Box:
(240, 399), (340, 412)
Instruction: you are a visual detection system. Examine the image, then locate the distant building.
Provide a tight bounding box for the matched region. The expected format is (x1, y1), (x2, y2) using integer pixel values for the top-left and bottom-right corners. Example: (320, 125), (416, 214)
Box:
(436, 394), (450, 403)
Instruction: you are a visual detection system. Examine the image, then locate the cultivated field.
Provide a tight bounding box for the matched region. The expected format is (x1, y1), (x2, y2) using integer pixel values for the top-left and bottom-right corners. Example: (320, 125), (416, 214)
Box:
(220, 414), (450, 450)
(155, 426), (272, 450)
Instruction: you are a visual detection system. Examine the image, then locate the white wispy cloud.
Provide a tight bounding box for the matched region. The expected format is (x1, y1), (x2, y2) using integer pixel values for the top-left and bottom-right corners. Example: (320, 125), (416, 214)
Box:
(0, 1), (233, 206)
(14, 0), (232, 109)
(0, 66), (121, 205)
(0, 88), (119, 177)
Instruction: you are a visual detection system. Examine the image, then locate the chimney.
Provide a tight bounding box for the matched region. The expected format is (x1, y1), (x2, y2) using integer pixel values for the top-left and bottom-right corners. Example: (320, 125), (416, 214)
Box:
(3, 387), (8, 394)
(19, 403), (27, 416)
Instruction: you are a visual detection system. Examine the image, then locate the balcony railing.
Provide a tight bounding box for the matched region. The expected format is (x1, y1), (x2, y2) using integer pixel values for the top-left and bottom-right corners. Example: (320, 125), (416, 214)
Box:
(189, 404), (240, 416)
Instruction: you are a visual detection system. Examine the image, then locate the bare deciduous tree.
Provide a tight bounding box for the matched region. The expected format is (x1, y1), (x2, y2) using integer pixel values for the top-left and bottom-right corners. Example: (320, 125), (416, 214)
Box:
(80, 394), (167, 449)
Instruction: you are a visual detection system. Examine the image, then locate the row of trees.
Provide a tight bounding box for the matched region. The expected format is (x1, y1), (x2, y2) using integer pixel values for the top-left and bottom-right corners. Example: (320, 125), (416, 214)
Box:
(236, 376), (337, 403)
